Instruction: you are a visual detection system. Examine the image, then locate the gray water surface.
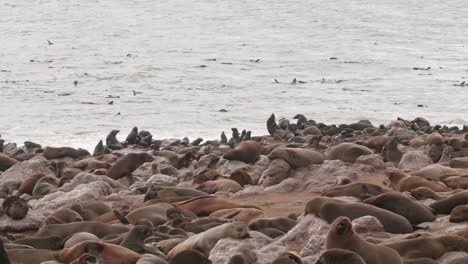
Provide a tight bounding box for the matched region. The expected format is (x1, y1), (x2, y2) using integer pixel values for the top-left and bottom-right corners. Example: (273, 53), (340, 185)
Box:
(1, 0), (467, 149)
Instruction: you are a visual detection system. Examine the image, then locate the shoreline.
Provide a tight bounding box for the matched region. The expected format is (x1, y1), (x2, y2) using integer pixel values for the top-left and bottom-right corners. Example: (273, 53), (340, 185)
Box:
(1, 114), (468, 263)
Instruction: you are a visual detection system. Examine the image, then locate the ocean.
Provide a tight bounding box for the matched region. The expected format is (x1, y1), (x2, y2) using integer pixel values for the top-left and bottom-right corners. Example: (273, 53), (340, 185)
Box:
(1, 0), (467, 150)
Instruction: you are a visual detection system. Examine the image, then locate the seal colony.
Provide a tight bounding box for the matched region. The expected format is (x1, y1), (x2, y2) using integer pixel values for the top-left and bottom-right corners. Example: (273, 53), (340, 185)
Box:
(1, 115), (468, 263)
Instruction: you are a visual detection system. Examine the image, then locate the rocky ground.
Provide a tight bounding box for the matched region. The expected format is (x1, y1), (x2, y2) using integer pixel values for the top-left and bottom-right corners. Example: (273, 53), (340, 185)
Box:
(1, 114), (468, 263)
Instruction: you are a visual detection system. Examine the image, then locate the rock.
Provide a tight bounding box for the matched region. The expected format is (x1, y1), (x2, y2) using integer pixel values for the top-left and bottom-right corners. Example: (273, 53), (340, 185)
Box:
(259, 159), (292, 187)
(0, 155), (54, 185)
(30, 181), (113, 211)
(146, 174), (178, 186)
(409, 138), (426, 148)
(398, 150), (432, 171)
(0, 209), (45, 232)
(264, 178), (303, 193)
(355, 154), (386, 169)
(352, 216), (385, 233)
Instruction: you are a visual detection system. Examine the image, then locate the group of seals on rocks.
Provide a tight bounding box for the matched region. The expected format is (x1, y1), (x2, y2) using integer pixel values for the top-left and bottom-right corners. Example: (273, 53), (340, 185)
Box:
(1, 114), (468, 263)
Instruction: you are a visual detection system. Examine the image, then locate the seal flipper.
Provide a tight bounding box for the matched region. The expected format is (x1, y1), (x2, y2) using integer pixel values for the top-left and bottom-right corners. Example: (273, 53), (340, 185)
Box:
(113, 210), (130, 225)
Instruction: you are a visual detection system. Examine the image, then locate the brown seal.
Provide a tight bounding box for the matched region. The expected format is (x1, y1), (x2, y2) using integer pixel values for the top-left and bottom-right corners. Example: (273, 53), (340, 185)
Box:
(430, 190), (468, 214)
(356, 135), (389, 152)
(326, 143), (373, 162)
(169, 249), (212, 264)
(363, 192), (435, 224)
(32, 176), (58, 197)
(5, 248), (56, 264)
(113, 203), (174, 226)
(56, 241), (141, 264)
(316, 249), (366, 264)
(410, 187), (451, 201)
(450, 205), (468, 222)
(385, 169), (448, 192)
(224, 140), (261, 164)
(0, 153), (17, 171)
(383, 235), (468, 259)
(13, 236), (63, 250)
(326, 217), (402, 264)
(305, 197), (412, 234)
(321, 182), (393, 199)
(175, 196), (260, 216)
(249, 217), (297, 233)
(35, 221), (130, 238)
(444, 176), (468, 189)
(42, 146), (89, 159)
(106, 152), (154, 183)
(17, 173), (46, 195)
(268, 148), (324, 168)
(93, 140), (112, 156)
(228, 242), (257, 264)
(120, 225), (153, 254)
(64, 232), (100, 248)
(43, 207), (83, 226)
(383, 137), (403, 164)
(267, 113), (279, 136)
(2, 196), (28, 220)
(272, 251), (303, 264)
(197, 179), (242, 193)
(69, 201), (113, 221)
(167, 221), (250, 258)
(209, 208), (264, 225)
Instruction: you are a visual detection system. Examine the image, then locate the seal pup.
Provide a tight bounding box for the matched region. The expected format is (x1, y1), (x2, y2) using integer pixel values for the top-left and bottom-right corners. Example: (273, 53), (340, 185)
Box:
(315, 249), (366, 264)
(167, 221), (250, 258)
(2, 196), (28, 220)
(326, 217), (402, 264)
(106, 130), (123, 150)
(106, 152), (154, 184)
(126, 127), (140, 145)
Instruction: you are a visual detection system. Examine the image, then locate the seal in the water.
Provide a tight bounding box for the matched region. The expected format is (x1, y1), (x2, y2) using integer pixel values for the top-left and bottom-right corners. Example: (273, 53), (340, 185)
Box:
(316, 249), (366, 264)
(326, 217), (402, 264)
(126, 126), (140, 145)
(3, 196), (28, 220)
(106, 129), (123, 150)
(224, 140), (261, 164)
(106, 152), (154, 184)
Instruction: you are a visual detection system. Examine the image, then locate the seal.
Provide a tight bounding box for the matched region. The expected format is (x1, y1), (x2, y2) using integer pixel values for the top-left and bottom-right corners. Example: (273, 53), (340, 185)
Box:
(444, 176), (468, 189)
(316, 249), (366, 264)
(321, 182), (392, 199)
(197, 179), (242, 193)
(272, 252), (303, 264)
(268, 148), (324, 168)
(228, 242), (257, 264)
(267, 113), (279, 136)
(305, 197), (413, 234)
(450, 205), (468, 222)
(120, 225), (153, 253)
(64, 232), (100, 248)
(126, 126), (140, 145)
(5, 248), (56, 264)
(224, 140), (261, 164)
(2, 196), (28, 220)
(356, 135), (389, 153)
(69, 201), (113, 221)
(13, 236), (63, 250)
(56, 241), (141, 264)
(385, 169), (448, 192)
(17, 173), (46, 195)
(0, 153), (18, 171)
(43, 207), (83, 226)
(35, 221), (130, 238)
(42, 146), (89, 159)
(326, 143), (373, 162)
(249, 217), (297, 233)
(383, 137), (403, 164)
(167, 221), (250, 258)
(32, 176), (58, 197)
(430, 190), (468, 214)
(106, 129), (123, 150)
(363, 192), (435, 224)
(209, 208), (264, 225)
(106, 152), (154, 183)
(93, 140), (112, 156)
(383, 235), (468, 259)
(114, 203), (174, 226)
(175, 196), (260, 216)
(137, 254), (168, 264)
(410, 187), (451, 201)
(326, 217), (402, 264)
(169, 249), (212, 264)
